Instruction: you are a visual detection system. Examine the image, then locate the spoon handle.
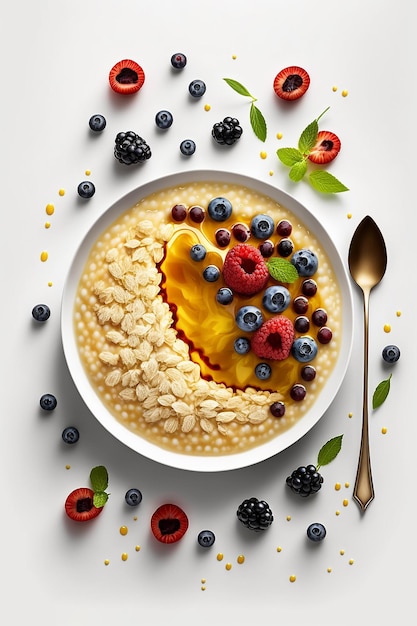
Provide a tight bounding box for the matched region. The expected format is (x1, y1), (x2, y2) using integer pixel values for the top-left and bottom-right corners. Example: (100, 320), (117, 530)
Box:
(353, 288), (375, 511)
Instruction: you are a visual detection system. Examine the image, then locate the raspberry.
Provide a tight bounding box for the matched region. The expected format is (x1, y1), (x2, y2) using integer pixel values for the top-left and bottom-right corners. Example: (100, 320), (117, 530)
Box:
(251, 316), (294, 360)
(222, 244), (269, 296)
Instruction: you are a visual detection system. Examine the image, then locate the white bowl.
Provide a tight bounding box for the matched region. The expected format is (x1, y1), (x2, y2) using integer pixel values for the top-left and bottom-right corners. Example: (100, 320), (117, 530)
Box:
(61, 170), (353, 472)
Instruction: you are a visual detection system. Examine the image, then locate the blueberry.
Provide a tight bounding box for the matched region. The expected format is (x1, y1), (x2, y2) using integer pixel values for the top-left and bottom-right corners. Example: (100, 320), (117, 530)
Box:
(216, 287), (233, 305)
(255, 362), (272, 380)
(125, 488), (143, 506)
(88, 114), (106, 132)
(382, 344), (400, 363)
(190, 244), (207, 261)
(197, 530), (215, 548)
(262, 285), (291, 313)
(207, 197), (232, 222)
(307, 522), (326, 542)
(250, 214), (275, 239)
(291, 336), (318, 363)
(180, 139), (196, 155)
(40, 394), (57, 411)
(62, 426), (80, 444)
(236, 306), (263, 332)
(203, 265), (220, 282)
(155, 110), (173, 129)
(188, 79), (206, 97)
(32, 304), (50, 322)
(171, 53), (187, 69)
(291, 249), (318, 277)
(234, 337), (251, 355)
(77, 181), (95, 199)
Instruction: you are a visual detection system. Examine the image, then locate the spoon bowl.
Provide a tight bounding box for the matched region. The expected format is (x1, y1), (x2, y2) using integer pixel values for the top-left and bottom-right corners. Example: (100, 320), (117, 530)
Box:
(348, 215), (387, 511)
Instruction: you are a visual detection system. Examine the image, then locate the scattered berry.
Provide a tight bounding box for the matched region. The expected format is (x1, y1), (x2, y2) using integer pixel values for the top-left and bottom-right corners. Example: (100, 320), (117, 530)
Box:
(273, 66), (310, 101)
(155, 110), (173, 129)
(231, 223), (251, 242)
(212, 117), (243, 145)
(77, 181), (95, 199)
(312, 308), (328, 326)
(208, 196), (232, 222)
(203, 265), (220, 282)
(293, 296), (309, 315)
(308, 131), (341, 164)
(291, 336), (318, 363)
(291, 249), (318, 277)
(180, 139), (196, 155)
(258, 240), (274, 257)
(277, 219), (292, 237)
(294, 316), (310, 333)
(382, 345), (400, 363)
(65, 487), (103, 522)
(270, 401), (285, 417)
(40, 394), (57, 411)
(307, 522), (326, 542)
(190, 244), (207, 261)
(234, 337), (251, 354)
(235, 305), (263, 332)
(236, 497), (274, 531)
(109, 59), (145, 95)
(301, 365), (316, 381)
(125, 488), (143, 506)
(197, 530), (216, 548)
(277, 238), (294, 257)
(255, 362), (272, 380)
(114, 131), (151, 165)
(251, 316), (294, 361)
(286, 465), (323, 497)
(223, 244), (269, 295)
(171, 53), (187, 69)
(317, 327), (333, 344)
(250, 214), (275, 239)
(88, 114), (106, 132)
(188, 79), (206, 98)
(62, 426), (80, 444)
(216, 287), (234, 305)
(262, 285), (291, 313)
(171, 204), (187, 221)
(189, 205), (205, 223)
(302, 279), (318, 297)
(150, 503), (189, 544)
(290, 384), (306, 401)
(32, 304), (50, 322)
(215, 228), (231, 247)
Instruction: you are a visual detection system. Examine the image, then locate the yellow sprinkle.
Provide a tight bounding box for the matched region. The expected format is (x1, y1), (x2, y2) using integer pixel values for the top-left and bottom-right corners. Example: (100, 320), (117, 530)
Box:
(204, 103), (211, 111)
(276, 546), (282, 553)
(65, 464), (71, 470)
(340, 549), (345, 556)
(201, 578), (206, 584)
(349, 559), (354, 565)
(121, 553), (128, 561)
(58, 188), (65, 196)
(276, 132), (283, 140)
(119, 525), (128, 536)
(237, 555), (245, 564)
(347, 213), (352, 219)
(341, 89), (348, 97)
(382, 427), (388, 435)
(332, 85), (338, 92)
(133, 516), (138, 521)
(345, 482), (350, 488)
(104, 559), (110, 566)
(47, 281), (53, 287)
(343, 499), (349, 507)
(327, 567), (332, 573)
(260, 151), (267, 159)
(335, 510), (341, 516)
(289, 575), (296, 583)
(225, 563), (232, 571)
(286, 515), (291, 521)
(45, 221), (51, 229)
(217, 553), (224, 561)
(201, 586), (206, 591)
(269, 170), (274, 176)
(335, 482), (341, 491)
(232, 54), (237, 59)
(40, 250), (48, 262)
(85, 170), (91, 176)
(396, 310), (401, 317)
(135, 545), (141, 552)
(384, 324), (391, 333)
(348, 412), (353, 418)
(45, 203), (55, 216)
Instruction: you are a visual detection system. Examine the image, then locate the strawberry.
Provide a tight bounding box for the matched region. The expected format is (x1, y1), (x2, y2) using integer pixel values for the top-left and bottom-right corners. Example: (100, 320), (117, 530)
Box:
(223, 244), (269, 296)
(109, 59), (145, 95)
(308, 130), (341, 164)
(151, 503), (189, 544)
(251, 316), (295, 360)
(273, 66), (310, 101)
(64, 487), (104, 522)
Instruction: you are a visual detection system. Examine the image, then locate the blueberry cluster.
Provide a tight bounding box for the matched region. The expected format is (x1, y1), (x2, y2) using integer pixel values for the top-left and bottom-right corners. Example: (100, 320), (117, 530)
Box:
(114, 131), (152, 165)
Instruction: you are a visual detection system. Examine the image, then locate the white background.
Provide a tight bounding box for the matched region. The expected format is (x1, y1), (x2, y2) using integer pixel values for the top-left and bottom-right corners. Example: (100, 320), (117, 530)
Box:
(1, 1), (414, 623)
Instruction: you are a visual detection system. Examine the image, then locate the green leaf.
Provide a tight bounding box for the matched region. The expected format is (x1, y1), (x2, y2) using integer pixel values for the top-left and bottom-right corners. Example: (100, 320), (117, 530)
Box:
(93, 491), (109, 508)
(249, 102), (267, 142)
(298, 119), (318, 154)
(277, 147), (304, 166)
(266, 258), (299, 283)
(90, 465), (108, 492)
(289, 160), (308, 182)
(309, 170), (349, 193)
(317, 434), (343, 469)
(372, 374), (392, 409)
(223, 78), (254, 98)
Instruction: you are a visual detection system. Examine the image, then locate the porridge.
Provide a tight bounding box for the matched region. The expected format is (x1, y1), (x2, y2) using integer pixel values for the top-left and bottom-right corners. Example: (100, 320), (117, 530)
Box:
(74, 180), (342, 456)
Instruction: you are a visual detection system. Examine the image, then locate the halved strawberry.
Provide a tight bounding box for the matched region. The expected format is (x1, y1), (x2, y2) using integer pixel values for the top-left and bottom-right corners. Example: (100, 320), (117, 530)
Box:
(151, 503), (189, 544)
(223, 244), (269, 296)
(308, 130), (341, 164)
(65, 487), (103, 522)
(109, 59), (145, 95)
(251, 316), (295, 360)
(273, 66), (310, 101)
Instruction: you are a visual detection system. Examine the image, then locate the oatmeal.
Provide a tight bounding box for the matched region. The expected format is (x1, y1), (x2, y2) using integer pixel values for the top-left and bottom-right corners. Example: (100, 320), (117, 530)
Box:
(74, 181), (342, 456)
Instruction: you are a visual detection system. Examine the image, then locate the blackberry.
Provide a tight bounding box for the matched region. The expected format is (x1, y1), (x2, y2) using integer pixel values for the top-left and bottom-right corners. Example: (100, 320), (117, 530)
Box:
(212, 117), (243, 145)
(286, 465), (323, 497)
(114, 131), (151, 165)
(236, 497), (273, 531)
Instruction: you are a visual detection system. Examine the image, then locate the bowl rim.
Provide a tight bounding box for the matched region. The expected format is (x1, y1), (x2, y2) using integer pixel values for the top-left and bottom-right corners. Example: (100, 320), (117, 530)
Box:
(61, 169), (354, 472)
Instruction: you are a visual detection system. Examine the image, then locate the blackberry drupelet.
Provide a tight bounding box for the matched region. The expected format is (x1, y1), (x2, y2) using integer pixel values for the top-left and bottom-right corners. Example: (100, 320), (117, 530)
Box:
(114, 131), (152, 165)
(212, 117), (243, 145)
(286, 465), (323, 497)
(236, 497), (273, 531)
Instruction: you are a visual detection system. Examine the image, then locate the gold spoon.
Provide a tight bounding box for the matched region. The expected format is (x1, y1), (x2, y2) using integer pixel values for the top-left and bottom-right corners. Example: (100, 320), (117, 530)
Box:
(348, 216), (387, 511)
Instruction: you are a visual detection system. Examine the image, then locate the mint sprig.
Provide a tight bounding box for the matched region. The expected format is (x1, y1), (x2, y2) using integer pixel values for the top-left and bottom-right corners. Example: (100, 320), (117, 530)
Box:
(223, 78), (267, 142)
(90, 465), (110, 508)
(266, 257), (299, 283)
(316, 434), (343, 470)
(372, 374), (392, 409)
(277, 107), (349, 194)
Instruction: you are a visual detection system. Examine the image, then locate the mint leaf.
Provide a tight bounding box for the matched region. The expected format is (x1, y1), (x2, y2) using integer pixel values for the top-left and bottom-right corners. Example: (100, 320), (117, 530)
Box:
(93, 491), (109, 508)
(266, 258), (299, 283)
(298, 119), (318, 154)
(317, 435), (343, 469)
(250, 102), (267, 142)
(372, 374), (392, 409)
(90, 465), (108, 492)
(277, 147), (304, 166)
(223, 78), (253, 98)
(309, 170), (349, 193)
(289, 160), (307, 182)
